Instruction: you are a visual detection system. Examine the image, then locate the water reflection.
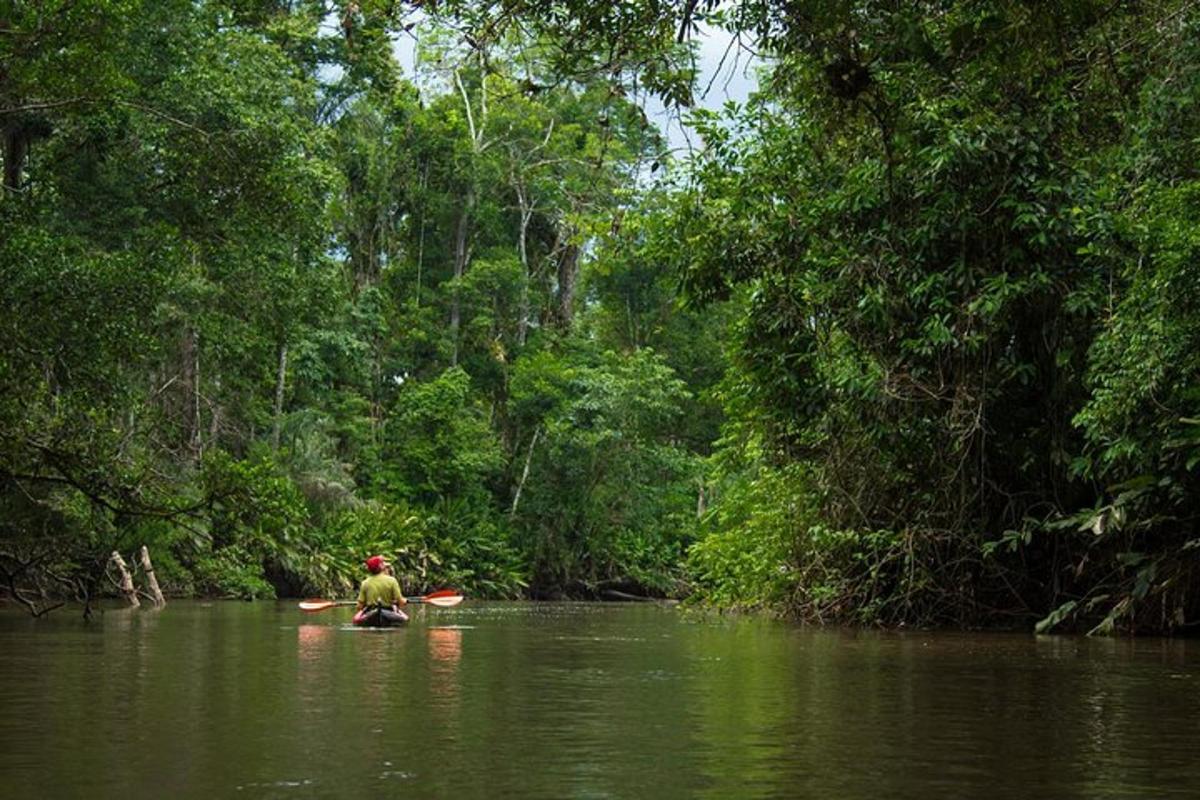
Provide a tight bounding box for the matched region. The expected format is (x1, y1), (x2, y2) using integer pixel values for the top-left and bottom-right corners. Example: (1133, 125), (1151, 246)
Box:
(296, 623), (333, 662)
(428, 627), (462, 663)
(427, 627), (462, 708)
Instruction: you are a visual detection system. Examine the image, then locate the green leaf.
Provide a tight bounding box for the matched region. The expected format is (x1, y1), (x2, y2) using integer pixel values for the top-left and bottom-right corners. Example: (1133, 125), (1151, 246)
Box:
(1035, 600), (1078, 635)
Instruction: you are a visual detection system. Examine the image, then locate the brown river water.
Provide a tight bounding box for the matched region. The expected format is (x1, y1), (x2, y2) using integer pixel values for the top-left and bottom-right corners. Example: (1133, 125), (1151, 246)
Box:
(1, 601), (1197, 798)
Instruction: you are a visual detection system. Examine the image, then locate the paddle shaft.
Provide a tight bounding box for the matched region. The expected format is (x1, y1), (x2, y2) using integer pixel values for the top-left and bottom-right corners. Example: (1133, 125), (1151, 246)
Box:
(298, 590), (462, 612)
(312, 597), (438, 604)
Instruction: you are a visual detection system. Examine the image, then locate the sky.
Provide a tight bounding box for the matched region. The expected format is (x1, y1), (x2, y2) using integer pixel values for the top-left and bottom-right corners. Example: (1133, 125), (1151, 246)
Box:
(645, 24), (762, 156)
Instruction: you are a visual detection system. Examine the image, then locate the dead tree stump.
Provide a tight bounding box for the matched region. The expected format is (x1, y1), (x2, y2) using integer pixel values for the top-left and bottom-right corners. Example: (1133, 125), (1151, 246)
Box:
(110, 551), (140, 608)
(139, 546), (166, 607)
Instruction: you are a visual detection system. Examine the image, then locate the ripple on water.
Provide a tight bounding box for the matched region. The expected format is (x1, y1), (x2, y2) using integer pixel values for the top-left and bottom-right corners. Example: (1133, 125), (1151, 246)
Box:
(235, 779), (315, 790)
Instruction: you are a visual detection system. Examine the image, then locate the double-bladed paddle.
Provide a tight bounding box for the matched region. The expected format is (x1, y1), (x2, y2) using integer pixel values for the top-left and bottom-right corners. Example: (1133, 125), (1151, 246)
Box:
(299, 589), (464, 611)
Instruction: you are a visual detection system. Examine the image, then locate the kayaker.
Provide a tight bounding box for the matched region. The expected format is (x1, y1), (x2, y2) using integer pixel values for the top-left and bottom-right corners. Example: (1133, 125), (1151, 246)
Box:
(355, 555), (408, 626)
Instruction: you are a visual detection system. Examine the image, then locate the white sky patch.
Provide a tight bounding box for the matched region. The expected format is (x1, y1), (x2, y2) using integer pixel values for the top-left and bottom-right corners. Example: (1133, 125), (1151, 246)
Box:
(646, 24), (761, 157)
(390, 23), (760, 158)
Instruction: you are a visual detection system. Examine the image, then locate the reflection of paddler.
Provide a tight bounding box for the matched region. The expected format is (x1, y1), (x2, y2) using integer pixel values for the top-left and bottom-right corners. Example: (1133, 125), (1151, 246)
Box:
(297, 623), (332, 686)
(297, 623), (333, 654)
(428, 627), (462, 663)
(428, 627), (462, 704)
(353, 555), (408, 627)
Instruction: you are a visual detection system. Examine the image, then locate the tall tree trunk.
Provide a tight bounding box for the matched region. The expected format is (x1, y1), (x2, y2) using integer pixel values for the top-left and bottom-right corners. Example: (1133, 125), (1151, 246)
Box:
(450, 186), (475, 366)
(1, 114), (52, 195)
(179, 326), (202, 456)
(511, 426), (541, 515)
(371, 331), (383, 440)
(516, 184), (533, 346)
(415, 217), (425, 308)
(556, 239), (581, 330)
(511, 119), (553, 345)
(449, 66), (487, 366)
(271, 340), (288, 450)
(415, 163), (430, 308)
(2, 124), (29, 194)
(191, 329), (202, 457)
(349, 227), (379, 295)
(208, 374), (222, 447)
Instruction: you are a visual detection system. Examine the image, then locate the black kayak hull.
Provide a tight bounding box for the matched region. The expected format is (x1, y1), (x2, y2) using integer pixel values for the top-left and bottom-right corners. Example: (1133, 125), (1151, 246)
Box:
(352, 607), (409, 627)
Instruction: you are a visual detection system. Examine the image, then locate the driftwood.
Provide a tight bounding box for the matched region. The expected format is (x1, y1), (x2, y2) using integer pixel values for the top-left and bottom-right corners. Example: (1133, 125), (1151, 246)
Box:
(600, 589), (680, 606)
(602, 589), (656, 602)
(109, 551), (140, 608)
(139, 546), (166, 607)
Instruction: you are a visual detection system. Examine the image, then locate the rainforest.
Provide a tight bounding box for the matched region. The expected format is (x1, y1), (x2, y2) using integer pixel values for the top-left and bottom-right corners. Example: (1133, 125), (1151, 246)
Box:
(3, 0), (1199, 635)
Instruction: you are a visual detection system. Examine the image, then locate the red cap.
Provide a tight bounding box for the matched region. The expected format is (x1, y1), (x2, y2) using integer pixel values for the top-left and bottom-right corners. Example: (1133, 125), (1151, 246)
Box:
(365, 555), (385, 573)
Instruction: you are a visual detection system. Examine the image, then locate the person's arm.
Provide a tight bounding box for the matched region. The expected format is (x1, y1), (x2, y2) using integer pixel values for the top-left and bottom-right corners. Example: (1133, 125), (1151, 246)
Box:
(356, 581), (367, 613)
(391, 577), (406, 607)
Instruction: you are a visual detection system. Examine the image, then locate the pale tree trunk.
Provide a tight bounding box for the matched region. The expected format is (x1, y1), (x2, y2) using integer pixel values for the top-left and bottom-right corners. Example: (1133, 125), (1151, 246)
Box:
(208, 373), (222, 446)
(510, 426), (541, 516)
(511, 119), (554, 346)
(192, 329), (202, 457)
(415, 217), (425, 307)
(179, 327), (194, 436)
(697, 478), (707, 518)
(415, 164), (429, 308)
(449, 67), (488, 367)
(110, 551), (140, 608)
(272, 340), (288, 449)
(371, 335), (384, 440)
(179, 326), (203, 457)
(450, 186), (474, 366)
(139, 546), (166, 607)
(516, 182), (534, 346)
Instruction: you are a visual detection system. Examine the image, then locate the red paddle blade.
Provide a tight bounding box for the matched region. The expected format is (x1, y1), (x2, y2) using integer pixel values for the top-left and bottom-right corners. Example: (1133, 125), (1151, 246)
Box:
(422, 589), (460, 600)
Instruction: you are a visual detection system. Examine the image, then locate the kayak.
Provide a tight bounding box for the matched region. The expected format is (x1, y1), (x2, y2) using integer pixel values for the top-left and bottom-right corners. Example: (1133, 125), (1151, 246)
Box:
(352, 606), (409, 627)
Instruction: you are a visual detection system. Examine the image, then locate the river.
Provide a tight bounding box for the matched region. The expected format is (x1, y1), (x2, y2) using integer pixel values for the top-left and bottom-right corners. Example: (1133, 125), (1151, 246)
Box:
(1, 601), (1197, 798)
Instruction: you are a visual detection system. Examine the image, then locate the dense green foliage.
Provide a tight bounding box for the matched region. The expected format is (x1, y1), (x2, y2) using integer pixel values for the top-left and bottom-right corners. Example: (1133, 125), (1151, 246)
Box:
(3, 1), (1198, 634)
(0, 0), (720, 611)
(665, 0), (1200, 633)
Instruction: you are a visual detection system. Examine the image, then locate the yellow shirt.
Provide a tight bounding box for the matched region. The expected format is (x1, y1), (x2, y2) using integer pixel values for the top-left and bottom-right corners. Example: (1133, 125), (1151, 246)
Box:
(357, 574), (405, 610)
